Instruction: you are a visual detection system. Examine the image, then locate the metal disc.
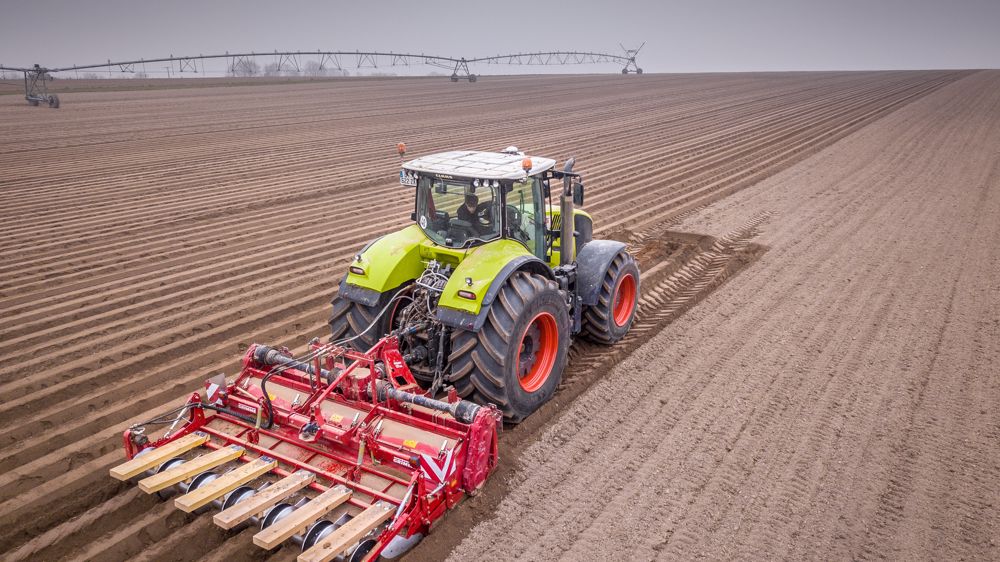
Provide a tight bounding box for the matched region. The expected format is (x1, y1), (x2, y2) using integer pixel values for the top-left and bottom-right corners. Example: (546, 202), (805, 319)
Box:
(301, 520), (336, 551)
(222, 486), (256, 511)
(349, 539), (378, 562)
(155, 457), (185, 473)
(152, 457), (186, 500)
(261, 503), (294, 530)
(186, 471), (218, 493)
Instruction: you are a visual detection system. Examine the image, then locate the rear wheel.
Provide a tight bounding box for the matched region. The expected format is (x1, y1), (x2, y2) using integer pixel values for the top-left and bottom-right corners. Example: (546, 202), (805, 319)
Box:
(581, 251), (640, 344)
(447, 271), (569, 423)
(328, 285), (408, 351)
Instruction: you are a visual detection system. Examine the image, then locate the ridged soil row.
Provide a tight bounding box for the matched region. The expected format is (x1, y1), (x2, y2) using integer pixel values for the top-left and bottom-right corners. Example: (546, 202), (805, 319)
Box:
(0, 73), (883, 252)
(0, 71), (936, 254)
(6, 194), (767, 562)
(0, 72), (952, 342)
(0, 72), (968, 559)
(0, 73), (957, 453)
(443, 71), (1000, 562)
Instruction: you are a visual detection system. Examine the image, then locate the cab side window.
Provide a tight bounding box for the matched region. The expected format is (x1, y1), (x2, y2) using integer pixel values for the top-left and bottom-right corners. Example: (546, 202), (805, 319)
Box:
(506, 178), (545, 258)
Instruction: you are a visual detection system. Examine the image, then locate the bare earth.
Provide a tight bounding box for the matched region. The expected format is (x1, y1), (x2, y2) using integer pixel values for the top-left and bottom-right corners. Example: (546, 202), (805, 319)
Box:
(449, 71), (1000, 561)
(0, 71), (996, 560)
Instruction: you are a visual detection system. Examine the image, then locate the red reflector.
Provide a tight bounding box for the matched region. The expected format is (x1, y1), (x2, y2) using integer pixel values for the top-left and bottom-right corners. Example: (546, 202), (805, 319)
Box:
(457, 290), (476, 300)
(349, 266), (365, 275)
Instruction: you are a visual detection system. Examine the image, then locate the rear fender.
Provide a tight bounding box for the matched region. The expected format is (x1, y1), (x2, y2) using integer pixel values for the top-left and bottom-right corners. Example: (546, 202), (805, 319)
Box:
(436, 241), (551, 331)
(575, 239), (628, 306)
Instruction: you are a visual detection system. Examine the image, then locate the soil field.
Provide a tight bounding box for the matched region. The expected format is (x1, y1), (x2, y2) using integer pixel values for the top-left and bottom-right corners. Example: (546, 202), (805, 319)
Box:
(0, 70), (994, 561)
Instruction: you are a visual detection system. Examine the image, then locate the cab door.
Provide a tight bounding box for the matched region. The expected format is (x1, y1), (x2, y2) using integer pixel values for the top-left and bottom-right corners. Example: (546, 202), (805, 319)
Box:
(504, 176), (546, 259)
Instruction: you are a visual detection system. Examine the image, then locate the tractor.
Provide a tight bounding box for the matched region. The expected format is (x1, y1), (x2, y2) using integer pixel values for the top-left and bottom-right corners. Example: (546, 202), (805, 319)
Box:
(330, 145), (640, 422)
(109, 145), (641, 558)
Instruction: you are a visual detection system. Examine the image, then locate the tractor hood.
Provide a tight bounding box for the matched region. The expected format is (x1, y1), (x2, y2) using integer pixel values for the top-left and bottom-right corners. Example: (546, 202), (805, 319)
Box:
(342, 225), (536, 322)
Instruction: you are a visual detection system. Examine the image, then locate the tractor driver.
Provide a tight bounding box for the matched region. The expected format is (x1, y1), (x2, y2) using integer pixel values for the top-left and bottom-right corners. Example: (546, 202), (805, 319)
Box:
(457, 193), (495, 236)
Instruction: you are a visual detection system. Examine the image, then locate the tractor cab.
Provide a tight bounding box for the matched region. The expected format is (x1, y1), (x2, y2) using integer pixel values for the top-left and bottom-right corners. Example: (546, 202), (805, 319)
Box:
(400, 148), (575, 261)
(332, 144), (636, 424)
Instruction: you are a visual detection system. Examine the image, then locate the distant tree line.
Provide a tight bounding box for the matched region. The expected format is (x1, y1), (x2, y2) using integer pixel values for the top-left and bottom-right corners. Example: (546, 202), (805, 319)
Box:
(229, 60), (352, 77)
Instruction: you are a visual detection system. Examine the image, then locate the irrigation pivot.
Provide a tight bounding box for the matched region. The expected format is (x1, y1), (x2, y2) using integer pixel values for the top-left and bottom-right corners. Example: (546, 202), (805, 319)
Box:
(0, 44), (644, 107)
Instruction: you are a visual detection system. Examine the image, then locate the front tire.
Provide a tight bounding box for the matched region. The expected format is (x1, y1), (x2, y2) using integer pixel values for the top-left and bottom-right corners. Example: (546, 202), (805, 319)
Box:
(328, 285), (407, 351)
(581, 251), (640, 344)
(447, 271), (569, 423)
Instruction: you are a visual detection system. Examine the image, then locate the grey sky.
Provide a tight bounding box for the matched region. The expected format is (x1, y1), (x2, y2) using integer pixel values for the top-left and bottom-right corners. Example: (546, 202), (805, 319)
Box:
(1, 0), (997, 73)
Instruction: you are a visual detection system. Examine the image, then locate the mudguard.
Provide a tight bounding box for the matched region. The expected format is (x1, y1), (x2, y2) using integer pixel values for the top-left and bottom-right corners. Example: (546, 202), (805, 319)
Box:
(339, 225), (427, 303)
(436, 254), (553, 331)
(575, 239), (628, 306)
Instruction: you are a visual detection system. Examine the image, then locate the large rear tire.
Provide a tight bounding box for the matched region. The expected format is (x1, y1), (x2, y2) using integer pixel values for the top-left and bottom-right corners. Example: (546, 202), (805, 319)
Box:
(447, 271), (569, 423)
(328, 286), (408, 351)
(580, 251), (640, 344)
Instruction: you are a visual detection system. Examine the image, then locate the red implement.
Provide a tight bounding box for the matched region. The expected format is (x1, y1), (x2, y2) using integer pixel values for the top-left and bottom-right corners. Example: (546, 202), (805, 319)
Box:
(113, 335), (500, 560)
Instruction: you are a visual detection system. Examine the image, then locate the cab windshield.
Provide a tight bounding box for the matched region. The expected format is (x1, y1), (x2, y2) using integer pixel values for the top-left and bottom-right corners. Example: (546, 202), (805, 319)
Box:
(416, 177), (501, 247)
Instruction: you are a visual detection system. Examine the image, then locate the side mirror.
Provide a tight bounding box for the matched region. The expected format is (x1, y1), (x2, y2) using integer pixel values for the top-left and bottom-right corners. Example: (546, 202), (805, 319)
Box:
(572, 182), (585, 206)
(542, 180), (550, 198)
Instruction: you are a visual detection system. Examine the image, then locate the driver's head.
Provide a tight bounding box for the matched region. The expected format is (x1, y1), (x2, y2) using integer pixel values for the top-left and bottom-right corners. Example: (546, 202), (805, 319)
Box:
(464, 194), (479, 213)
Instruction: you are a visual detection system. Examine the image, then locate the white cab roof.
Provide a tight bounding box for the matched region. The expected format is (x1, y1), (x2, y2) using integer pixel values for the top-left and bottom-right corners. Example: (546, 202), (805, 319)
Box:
(402, 150), (557, 180)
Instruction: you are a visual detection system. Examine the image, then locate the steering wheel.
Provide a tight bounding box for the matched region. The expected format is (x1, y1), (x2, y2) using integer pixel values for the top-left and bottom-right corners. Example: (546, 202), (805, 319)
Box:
(474, 202), (495, 230)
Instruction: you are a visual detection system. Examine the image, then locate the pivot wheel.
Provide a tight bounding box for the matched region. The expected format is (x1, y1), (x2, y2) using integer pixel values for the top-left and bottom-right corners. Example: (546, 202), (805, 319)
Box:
(581, 251), (640, 344)
(448, 271), (569, 423)
(328, 284), (409, 351)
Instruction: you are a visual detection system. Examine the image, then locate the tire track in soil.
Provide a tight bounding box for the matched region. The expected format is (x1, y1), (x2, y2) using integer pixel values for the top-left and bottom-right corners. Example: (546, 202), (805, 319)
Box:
(409, 217), (772, 562)
(444, 70), (1000, 562)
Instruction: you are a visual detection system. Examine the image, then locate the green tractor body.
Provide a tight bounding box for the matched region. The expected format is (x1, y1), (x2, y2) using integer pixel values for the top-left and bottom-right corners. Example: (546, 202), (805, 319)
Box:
(331, 148), (639, 421)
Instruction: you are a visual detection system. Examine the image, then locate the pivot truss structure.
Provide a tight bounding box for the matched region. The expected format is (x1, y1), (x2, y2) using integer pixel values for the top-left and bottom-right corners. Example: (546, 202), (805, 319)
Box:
(0, 44), (643, 108)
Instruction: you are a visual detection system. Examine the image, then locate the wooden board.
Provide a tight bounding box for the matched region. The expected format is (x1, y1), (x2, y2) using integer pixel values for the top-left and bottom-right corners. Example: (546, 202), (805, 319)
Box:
(298, 501), (395, 562)
(253, 485), (352, 550)
(137, 445), (244, 493)
(214, 470), (315, 530)
(109, 433), (208, 481)
(174, 456), (276, 512)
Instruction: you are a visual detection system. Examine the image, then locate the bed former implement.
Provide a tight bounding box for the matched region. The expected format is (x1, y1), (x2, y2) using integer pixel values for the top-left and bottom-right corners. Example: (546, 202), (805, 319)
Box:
(111, 336), (499, 561)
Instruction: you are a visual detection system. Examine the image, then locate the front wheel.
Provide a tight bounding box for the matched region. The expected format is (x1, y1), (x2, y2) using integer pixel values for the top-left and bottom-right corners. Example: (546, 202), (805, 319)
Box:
(580, 251), (640, 344)
(448, 271), (569, 423)
(328, 285), (408, 351)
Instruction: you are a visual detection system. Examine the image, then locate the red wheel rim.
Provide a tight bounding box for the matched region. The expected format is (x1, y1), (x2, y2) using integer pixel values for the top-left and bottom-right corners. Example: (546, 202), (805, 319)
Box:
(612, 273), (637, 327)
(516, 312), (559, 392)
